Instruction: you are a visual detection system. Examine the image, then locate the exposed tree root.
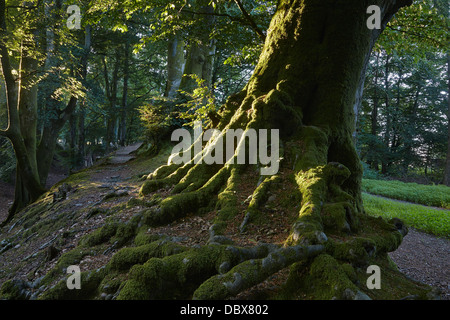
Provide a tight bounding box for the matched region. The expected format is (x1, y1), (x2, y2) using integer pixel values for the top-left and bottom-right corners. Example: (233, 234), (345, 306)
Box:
(193, 244), (325, 300)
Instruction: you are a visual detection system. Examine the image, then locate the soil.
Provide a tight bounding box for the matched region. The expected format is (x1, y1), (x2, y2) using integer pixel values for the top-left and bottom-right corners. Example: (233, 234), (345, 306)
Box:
(0, 144), (448, 300)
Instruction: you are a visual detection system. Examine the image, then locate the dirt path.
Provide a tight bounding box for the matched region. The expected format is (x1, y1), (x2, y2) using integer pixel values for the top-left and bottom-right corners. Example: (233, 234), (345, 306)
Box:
(0, 144), (143, 223)
(389, 228), (449, 300)
(107, 142), (143, 165)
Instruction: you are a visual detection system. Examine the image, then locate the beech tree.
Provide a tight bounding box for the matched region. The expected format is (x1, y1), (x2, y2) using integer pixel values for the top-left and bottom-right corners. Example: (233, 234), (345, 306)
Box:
(0, 1), (47, 216)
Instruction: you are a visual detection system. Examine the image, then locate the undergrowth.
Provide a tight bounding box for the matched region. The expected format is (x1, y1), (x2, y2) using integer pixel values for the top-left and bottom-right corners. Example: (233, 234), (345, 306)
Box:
(362, 179), (450, 209)
(363, 193), (450, 237)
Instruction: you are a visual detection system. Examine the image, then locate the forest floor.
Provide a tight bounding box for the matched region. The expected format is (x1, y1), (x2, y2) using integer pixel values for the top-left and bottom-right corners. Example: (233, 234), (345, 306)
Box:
(0, 143), (448, 300)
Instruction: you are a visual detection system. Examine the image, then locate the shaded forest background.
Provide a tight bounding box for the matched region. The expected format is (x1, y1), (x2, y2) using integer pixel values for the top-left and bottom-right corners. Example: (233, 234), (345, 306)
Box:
(0, 0), (449, 197)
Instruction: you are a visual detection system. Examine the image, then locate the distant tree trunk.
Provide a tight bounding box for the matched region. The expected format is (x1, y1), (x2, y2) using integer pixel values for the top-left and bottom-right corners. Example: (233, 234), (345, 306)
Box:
(179, 1), (216, 92)
(391, 68), (403, 171)
(119, 37), (130, 146)
(443, 53), (450, 185)
(77, 105), (86, 167)
(381, 54), (391, 174)
(103, 50), (120, 151)
(37, 24), (91, 184)
(165, 34), (186, 99)
(402, 83), (421, 173)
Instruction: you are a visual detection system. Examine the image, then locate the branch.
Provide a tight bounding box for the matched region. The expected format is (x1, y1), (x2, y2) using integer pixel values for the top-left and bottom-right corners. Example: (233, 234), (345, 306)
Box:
(181, 8), (243, 22)
(386, 25), (446, 48)
(180, 4), (266, 42)
(233, 0), (266, 42)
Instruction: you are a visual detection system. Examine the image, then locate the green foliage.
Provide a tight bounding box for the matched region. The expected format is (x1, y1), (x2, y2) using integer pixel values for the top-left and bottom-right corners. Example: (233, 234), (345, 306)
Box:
(378, 0), (449, 56)
(363, 193), (450, 237)
(176, 74), (218, 127)
(358, 46), (448, 180)
(362, 179), (450, 209)
(361, 162), (380, 180)
(138, 101), (172, 145)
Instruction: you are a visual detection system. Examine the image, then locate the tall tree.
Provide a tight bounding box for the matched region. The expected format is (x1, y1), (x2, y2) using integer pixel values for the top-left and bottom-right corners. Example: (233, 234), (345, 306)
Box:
(0, 1), (47, 217)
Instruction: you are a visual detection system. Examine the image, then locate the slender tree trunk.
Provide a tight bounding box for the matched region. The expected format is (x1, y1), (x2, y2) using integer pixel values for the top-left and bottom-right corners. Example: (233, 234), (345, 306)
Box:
(37, 24), (91, 185)
(402, 84), (420, 173)
(370, 51), (381, 170)
(381, 54), (391, 174)
(119, 37), (130, 146)
(165, 34), (186, 99)
(103, 50), (120, 151)
(443, 53), (450, 185)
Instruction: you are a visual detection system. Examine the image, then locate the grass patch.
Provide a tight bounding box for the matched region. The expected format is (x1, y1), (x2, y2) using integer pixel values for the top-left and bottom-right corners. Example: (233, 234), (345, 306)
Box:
(362, 179), (450, 209)
(362, 193), (450, 238)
